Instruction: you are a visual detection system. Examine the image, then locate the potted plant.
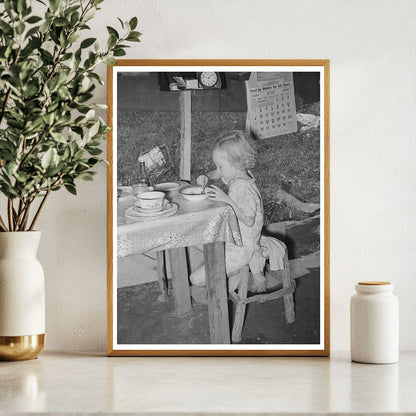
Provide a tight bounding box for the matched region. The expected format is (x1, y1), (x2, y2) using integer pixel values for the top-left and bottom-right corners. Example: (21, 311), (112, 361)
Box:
(0, 0), (140, 360)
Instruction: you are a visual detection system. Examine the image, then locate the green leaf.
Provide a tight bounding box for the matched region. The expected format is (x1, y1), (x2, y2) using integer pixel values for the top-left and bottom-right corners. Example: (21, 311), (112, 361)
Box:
(75, 93), (93, 103)
(49, 0), (60, 13)
(25, 117), (44, 133)
(14, 171), (28, 182)
(54, 17), (69, 27)
(117, 17), (125, 29)
(59, 29), (67, 47)
(64, 183), (76, 195)
(83, 9), (95, 23)
(78, 171), (95, 181)
(87, 147), (102, 156)
(129, 16), (138, 30)
(45, 164), (62, 177)
(113, 47), (126, 57)
(61, 52), (72, 61)
(126, 32), (141, 42)
(63, 146), (70, 160)
(16, 21), (25, 35)
(48, 76), (59, 92)
(25, 25), (40, 39)
(41, 148), (55, 169)
(107, 33), (117, 49)
(103, 56), (117, 65)
(50, 131), (67, 143)
(106, 26), (119, 38)
(4, 0), (16, 19)
(42, 112), (54, 125)
(5, 162), (18, 176)
(129, 30), (141, 38)
(85, 109), (95, 120)
(16, 0), (26, 13)
(26, 15), (42, 24)
(23, 83), (39, 98)
(88, 120), (100, 138)
(68, 33), (80, 44)
(80, 37), (96, 49)
(87, 158), (100, 166)
(70, 11), (80, 26)
(0, 20), (13, 35)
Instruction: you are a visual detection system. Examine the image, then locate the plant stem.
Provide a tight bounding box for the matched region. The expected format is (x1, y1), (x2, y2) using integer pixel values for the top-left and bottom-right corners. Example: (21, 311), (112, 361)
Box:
(29, 190), (50, 231)
(7, 199), (14, 231)
(0, 214), (8, 232)
(21, 200), (33, 231)
(15, 199), (28, 231)
(14, 199), (23, 230)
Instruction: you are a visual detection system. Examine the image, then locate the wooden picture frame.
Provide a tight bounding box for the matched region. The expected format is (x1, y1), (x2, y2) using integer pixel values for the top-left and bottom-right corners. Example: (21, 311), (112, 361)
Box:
(107, 60), (330, 356)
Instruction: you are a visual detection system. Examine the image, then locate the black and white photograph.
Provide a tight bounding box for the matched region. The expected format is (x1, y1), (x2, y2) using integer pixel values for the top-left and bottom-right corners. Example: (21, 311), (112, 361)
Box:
(108, 61), (329, 355)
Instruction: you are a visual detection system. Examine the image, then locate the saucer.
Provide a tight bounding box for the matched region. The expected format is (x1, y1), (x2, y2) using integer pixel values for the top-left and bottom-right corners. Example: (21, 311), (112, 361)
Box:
(125, 202), (178, 220)
(134, 199), (168, 213)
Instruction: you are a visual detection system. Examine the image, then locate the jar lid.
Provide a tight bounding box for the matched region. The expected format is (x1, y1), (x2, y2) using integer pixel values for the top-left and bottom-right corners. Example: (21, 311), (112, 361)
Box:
(355, 281), (394, 293)
(358, 281), (391, 285)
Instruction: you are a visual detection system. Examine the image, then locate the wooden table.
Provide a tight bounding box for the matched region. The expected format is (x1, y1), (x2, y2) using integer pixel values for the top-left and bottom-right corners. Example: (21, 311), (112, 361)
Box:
(117, 185), (242, 344)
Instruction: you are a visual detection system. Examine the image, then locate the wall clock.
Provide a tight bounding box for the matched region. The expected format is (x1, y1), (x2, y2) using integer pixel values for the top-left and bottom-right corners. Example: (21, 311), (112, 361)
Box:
(198, 71), (220, 89)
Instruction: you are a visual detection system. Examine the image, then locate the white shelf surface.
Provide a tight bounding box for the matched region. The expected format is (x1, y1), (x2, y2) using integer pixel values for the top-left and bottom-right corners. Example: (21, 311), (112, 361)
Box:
(0, 350), (415, 414)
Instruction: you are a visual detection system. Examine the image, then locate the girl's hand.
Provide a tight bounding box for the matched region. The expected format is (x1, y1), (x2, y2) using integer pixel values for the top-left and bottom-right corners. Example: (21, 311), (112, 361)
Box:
(207, 184), (230, 204)
(196, 174), (209, 187)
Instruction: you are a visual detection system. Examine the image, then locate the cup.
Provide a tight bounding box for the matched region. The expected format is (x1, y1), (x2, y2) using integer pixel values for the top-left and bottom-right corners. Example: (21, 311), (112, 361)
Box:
(136, 191), (165, 210)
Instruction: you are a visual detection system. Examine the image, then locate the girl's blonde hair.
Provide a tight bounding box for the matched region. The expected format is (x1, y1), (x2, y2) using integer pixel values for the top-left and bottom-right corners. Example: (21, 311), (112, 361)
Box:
(212, 130), (257, 170)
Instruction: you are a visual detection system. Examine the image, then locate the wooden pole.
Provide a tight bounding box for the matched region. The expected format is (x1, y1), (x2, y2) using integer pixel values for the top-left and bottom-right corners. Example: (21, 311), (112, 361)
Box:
(179, 90), (192, 181)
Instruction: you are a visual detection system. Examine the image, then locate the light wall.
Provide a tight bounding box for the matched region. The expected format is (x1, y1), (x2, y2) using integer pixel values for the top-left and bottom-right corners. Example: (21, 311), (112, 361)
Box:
(31, 0), (416, 351)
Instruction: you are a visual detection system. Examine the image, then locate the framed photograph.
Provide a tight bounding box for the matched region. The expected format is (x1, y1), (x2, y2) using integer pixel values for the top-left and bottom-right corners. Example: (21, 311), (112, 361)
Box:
(107, 60), (330, 356)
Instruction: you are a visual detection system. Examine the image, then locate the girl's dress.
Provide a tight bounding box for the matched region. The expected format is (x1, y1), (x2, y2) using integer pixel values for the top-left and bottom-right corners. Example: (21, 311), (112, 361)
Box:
(225, 175), (264, 275)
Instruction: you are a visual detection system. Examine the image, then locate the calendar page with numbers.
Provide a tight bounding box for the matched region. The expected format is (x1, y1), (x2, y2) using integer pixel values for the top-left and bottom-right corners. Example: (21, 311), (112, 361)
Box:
(245, 72), (297, 139)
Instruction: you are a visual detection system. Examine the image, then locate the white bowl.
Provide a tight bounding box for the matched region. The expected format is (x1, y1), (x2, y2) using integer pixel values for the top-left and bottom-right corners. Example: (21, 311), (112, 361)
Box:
(136, 191), (165, 210)
(154, 182), (179, 192)
(179, 186), (208, 202)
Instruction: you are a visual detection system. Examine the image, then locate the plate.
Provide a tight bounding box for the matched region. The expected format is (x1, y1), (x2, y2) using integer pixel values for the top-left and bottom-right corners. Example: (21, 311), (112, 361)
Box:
(154, 182), (179, 192)
(125, 202), (178, 220)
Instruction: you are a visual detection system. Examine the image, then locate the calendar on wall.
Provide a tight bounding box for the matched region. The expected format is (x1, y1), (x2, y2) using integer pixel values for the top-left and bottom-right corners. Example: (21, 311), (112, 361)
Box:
(245, 72), (297, 139)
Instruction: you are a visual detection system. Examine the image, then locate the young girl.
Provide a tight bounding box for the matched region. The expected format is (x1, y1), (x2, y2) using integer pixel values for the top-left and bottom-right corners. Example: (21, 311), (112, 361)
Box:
(190, 130), (266, 293)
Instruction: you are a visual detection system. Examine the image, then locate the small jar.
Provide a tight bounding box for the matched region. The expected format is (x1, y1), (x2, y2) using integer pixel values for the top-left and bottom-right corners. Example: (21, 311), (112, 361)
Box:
(350, 281), (399, 364)
(132, 183), (148, 197)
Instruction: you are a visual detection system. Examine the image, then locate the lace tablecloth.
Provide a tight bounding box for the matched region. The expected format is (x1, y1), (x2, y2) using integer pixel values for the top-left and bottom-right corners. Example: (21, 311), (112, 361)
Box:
(117, 187), (242, 257)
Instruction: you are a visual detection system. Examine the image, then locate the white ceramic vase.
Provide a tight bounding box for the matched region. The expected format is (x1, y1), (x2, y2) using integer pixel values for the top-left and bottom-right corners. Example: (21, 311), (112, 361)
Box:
(0, 231), (45, 361)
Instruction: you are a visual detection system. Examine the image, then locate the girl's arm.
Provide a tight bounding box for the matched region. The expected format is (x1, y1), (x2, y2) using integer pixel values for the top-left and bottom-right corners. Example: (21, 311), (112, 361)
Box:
(207, 185), (255, 227)
(197, 169), (220, 186)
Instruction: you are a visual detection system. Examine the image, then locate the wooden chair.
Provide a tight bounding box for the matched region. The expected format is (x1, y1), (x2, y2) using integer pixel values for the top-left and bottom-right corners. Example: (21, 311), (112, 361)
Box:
(229, 239), (296, 343)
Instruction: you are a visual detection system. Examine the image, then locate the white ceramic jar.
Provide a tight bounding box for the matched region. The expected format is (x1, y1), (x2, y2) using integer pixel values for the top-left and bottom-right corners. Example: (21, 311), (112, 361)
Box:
(350, 281), (399, 364)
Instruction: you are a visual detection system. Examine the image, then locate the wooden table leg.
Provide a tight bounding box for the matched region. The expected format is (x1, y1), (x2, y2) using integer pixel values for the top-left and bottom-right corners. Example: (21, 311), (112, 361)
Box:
(203, 242), (231, 344)
(166, 247), (192, 317)
(156, 251), (168, 301)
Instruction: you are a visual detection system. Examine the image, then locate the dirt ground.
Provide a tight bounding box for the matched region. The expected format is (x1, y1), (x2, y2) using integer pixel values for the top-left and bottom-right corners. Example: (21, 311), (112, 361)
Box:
(117, 216), (321, 345)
